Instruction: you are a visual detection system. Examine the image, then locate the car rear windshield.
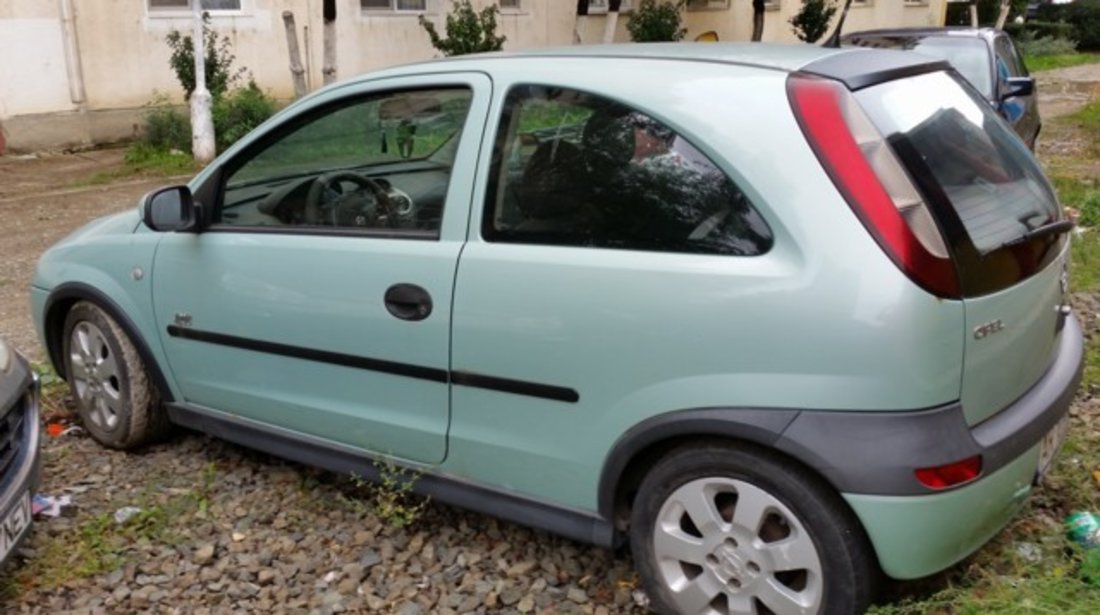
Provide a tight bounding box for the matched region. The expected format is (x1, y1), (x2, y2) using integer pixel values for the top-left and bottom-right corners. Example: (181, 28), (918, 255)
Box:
(856, 71), (1064, 296)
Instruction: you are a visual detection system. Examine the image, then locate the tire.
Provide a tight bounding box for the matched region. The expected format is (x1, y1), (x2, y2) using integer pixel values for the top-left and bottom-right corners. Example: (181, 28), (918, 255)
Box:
(630, 441), (876, 615)
(62, 301), (171, 449)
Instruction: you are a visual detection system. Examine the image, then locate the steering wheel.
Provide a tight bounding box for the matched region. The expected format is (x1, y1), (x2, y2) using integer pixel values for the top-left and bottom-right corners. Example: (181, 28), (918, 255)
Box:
(304, 171), (393, 227)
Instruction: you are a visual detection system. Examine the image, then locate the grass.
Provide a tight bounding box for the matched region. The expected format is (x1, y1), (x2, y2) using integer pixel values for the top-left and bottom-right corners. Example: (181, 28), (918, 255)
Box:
(1027, 53), (1100, 73)
(67, 144), (200, 188)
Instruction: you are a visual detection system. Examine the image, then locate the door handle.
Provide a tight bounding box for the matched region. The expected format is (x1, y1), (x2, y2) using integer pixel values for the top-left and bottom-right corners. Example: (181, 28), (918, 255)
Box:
(384, 284), (433, 321)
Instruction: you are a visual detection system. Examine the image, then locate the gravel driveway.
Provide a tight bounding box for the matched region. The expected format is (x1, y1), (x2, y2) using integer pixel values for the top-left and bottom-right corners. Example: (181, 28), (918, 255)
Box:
(1, 62), (1097, 613)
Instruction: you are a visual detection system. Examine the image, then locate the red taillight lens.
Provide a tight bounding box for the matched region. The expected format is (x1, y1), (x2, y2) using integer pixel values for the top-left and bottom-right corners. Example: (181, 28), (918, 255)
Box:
(787, 75), (960, 298)
(914, 455), (983, 490)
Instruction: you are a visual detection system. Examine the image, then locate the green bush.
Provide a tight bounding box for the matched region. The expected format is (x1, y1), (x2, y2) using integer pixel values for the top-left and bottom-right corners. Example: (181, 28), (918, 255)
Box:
(418, 0), (506, 57)
(1018, 35), (1080, 57)
(1036, 0), (1100, 50)
(627, 0), (686, 43)
(212, 81), (278, 153)
(1004, 20), (1076, 42)
(165, 12), (245, 100)
(789, 0), (837, 44)
(140, 100), (190, 152)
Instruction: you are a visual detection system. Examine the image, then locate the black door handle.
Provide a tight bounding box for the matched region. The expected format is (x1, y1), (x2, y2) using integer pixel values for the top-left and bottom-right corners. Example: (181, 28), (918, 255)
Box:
(384, 284), (433, 321)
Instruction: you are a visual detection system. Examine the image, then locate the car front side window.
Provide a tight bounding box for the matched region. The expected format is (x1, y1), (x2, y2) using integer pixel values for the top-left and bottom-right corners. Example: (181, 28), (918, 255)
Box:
(218, 88), (473, 234)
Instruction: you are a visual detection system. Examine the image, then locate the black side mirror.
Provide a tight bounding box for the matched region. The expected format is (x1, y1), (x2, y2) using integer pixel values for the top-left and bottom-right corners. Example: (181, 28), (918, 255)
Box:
(1002, 77), (1034, 100)
(142, 185), (199, 232)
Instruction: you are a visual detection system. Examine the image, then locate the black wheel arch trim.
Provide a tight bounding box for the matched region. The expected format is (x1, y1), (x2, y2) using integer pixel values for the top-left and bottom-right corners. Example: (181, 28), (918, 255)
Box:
(599, 315), (1082, 514)
(43, 283), (176, 403)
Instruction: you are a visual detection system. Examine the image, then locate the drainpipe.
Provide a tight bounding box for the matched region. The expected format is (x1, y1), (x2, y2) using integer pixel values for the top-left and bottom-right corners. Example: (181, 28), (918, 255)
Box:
(58, 0), (87, 108)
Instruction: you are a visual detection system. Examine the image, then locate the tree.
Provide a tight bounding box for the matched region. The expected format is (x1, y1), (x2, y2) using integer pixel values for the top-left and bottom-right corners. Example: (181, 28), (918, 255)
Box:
(419, 0), (506, 57)
(603, 0), (625, 44)
(994, 0), (1012, 29)
(790, 0), (837, 44)
(751, 0), (765, 42)
(164, 12), (243, 101)
(627, 1), (687, 42)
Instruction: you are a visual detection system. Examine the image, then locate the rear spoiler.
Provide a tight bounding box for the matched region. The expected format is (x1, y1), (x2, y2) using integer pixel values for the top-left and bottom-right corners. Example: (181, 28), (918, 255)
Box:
(799, 51), (953, 91)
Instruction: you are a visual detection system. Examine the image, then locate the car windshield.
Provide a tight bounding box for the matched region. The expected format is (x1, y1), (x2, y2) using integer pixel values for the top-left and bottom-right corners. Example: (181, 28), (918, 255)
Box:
(849, 36), (993, 98)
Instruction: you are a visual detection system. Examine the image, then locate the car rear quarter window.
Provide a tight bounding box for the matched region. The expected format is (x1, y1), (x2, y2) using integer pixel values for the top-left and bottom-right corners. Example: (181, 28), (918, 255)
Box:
(483, 85), (773, 256)
(856, 71), (1064, 296)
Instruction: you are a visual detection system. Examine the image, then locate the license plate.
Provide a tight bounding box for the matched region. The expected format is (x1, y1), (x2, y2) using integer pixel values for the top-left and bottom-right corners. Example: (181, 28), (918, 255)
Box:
(0, 491), (31, 563)
(1037, 415), (1071, 483)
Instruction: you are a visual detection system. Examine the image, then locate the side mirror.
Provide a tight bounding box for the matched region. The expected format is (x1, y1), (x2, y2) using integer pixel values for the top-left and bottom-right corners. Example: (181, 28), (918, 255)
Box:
(1002, 77), (1034, 100)
(142, 185), (199, 232)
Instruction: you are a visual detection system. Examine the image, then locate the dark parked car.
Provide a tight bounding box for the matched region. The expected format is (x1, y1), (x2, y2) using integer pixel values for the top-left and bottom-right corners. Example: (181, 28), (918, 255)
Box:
(0, 338), (39, 569)
(843, 27), (1042, 149)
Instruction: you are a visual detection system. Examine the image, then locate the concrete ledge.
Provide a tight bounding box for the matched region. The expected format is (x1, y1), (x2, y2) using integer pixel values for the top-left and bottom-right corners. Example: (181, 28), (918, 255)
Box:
(1, 107), (147, 154)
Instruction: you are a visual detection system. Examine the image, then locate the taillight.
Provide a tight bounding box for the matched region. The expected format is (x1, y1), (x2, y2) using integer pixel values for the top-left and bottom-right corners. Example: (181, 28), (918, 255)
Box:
(788, 75), (960, 298)
(914, 455), (983, 490)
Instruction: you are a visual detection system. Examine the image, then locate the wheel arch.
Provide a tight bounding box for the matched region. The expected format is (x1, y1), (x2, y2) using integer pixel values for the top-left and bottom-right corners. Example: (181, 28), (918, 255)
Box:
(44, 282), (176, 403)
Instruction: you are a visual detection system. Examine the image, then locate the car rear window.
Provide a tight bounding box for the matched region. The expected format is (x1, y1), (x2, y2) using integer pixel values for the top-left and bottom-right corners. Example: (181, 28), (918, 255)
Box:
(856, 71), (1064, 296)
(847, 36), (993, 98)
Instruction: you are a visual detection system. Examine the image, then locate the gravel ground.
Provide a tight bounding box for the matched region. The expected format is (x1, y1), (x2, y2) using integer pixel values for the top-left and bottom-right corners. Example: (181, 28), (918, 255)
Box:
(1, 63), (1098, 614)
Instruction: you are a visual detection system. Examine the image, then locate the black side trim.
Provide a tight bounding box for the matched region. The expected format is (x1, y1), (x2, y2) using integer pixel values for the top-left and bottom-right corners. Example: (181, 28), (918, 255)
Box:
(451, 371), (579, 403)
(44, 283), (175, 403)
(167, 402), (616, 547)
(800, 50), (952, 91)
(166, 325), (448, 384)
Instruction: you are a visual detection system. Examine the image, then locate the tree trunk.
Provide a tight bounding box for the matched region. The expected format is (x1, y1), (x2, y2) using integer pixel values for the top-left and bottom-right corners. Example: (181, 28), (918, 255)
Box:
(994, 0), (1012, 30)
(282, 11), (308, 98)
(190, 6), (215, 164)
(969, 3), (979, 28)
(752, 0), (765, 42)
(322, 0), (337, 86)
(601, 11), (619, 44)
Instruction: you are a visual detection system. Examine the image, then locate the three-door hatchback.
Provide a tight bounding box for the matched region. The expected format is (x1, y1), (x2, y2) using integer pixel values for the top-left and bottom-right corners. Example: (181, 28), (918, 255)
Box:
(32, 44), (1082, 614)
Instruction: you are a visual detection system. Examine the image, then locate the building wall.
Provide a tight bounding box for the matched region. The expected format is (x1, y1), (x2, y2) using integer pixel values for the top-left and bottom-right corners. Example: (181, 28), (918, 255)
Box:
(0, 0), (946, 152)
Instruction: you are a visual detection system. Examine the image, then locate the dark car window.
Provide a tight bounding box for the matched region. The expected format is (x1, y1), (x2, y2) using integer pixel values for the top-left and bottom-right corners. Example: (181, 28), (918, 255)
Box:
(857, 71), (1063, 296)
(994, 35), (1026, 80)
(847, 35), (994, 98)
(483, 85), (773, 256)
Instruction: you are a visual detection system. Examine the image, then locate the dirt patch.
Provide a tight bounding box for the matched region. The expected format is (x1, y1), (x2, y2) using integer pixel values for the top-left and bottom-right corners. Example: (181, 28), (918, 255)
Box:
(0, 148), (185, 360)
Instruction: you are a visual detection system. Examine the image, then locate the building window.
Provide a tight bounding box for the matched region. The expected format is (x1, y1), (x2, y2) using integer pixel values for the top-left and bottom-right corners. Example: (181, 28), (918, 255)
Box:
(585, 1), (633, 13)
(149, 0), (242, 10)
(361, 0), (428, 11)
(686, 0), (730, 10)
(852, 0), (872, 6)
(903, 0), (928, 5)
(499, 0), (521, 10)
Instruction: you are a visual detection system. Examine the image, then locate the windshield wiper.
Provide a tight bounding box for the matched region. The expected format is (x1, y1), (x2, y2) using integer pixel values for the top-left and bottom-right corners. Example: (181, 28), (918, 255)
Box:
(1002, 219), (1075, 248)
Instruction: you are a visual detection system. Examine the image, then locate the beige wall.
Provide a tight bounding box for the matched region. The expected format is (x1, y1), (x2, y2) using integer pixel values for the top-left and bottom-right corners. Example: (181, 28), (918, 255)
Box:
(0, 0), (946, 152)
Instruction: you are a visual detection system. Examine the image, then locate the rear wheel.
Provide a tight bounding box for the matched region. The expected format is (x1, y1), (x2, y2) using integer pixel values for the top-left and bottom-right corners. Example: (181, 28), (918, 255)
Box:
(62, 301), (170, 449)
(630, 442), (875, 615)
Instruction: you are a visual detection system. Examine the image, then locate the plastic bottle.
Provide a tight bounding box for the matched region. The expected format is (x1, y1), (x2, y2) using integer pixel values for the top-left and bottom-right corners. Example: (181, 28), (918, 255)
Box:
(1066, 511), (1100, 549)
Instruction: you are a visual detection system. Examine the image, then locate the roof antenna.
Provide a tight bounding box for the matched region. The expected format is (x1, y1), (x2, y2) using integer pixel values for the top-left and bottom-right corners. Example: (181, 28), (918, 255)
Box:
(822, 0), (854, 48)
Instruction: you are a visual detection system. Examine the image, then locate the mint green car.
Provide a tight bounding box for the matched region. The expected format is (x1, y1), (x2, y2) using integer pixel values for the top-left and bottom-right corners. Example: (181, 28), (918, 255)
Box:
(31, 44), (1082, 614)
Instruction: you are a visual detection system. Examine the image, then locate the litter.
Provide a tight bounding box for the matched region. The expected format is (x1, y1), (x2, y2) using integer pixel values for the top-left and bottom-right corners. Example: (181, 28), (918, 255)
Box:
(32, 494), (72, 518)
(113, 506), (143, 524)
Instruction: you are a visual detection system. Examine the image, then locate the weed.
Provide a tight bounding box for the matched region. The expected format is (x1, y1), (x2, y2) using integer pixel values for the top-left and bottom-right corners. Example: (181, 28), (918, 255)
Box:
(339, 458), (430, 529)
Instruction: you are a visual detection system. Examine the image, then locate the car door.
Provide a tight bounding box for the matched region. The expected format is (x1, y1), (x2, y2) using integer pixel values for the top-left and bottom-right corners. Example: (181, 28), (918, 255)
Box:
(151, 73), (491, 464)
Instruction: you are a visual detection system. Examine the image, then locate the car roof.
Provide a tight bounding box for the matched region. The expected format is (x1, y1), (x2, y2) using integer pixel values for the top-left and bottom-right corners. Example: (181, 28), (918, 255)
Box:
(842, 27), (1001, 42)
(339, 43), (943, 87)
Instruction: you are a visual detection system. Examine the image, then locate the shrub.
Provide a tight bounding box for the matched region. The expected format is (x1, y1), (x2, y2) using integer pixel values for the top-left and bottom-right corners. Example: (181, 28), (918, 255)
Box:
(212, 81), (278, 152)
(165, 12), (245, 100)
(1017, 35), (1079, 58)
(140, 102), (190, 152)
(1003, 20), (1076, 42)
(1036, 0), (1100, 50)
(789, 0), (837, 44)
(419, 0), (506, 57)
(627, 0), (687, 43)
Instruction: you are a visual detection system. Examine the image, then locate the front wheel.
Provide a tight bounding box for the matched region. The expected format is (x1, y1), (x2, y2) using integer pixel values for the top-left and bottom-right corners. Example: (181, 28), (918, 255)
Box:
(630, 442), (876, 615)
(62, 301), (170, 449)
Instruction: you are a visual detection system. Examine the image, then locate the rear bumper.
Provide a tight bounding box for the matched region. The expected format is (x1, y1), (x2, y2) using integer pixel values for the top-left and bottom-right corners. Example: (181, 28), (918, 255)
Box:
(837, 313), (1084, 579)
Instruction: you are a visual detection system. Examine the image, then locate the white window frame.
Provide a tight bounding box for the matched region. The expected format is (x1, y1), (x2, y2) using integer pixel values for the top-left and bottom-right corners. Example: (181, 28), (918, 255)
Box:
(361, 0), (430, 13)
(586, 1), (634, 14)
(686, 0), (730, 11)
(903, 0), (929, 6)
(148, 0), (246, 14)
